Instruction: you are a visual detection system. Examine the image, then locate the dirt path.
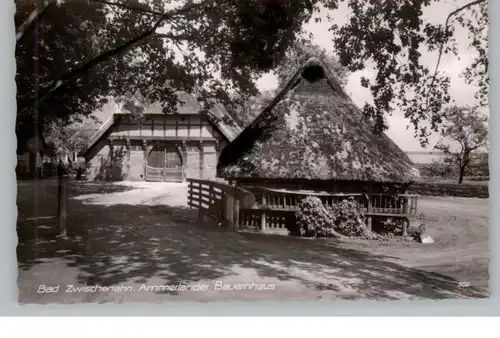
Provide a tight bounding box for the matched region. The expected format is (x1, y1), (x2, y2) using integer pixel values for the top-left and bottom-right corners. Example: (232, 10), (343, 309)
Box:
(334, 196), (490, 291)
(17, 181), (489, 303)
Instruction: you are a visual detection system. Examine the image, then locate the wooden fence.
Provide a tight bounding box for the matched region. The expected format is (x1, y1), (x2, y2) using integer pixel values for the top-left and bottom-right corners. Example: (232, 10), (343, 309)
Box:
(187, 178), (255, 230)
(187, 180), (419, 236)
(238, 186), (418, 236)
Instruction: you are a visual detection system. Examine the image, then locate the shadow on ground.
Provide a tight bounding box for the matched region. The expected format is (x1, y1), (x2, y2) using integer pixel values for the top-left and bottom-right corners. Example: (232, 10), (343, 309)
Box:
(16, 180), (138, 241)
(17, 185), (488, 300)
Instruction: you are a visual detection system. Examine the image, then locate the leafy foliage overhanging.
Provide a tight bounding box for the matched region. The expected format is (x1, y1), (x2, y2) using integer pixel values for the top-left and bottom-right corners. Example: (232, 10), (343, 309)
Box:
(16, 0), (314, 135)
(325, 0), (488, 146)
(16, 0), (488, 148)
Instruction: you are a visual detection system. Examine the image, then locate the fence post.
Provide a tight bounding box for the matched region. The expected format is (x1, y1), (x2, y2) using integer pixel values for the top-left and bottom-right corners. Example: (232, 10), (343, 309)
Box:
(198, 182), (203, 222)
(401, 196), (409, 237)
(366, 195), (372, 231)
(233, 199), (240, 231)
(260, 193), (267, 232)
(209, 185), (214, 204)
(225, 193), (234, 230)
(187, 180), (192, 207)
(403, 196), (409, 214)
(57, 168), (69, 238)
(402, 218), (408, 237)
(229, 180), (239, 231)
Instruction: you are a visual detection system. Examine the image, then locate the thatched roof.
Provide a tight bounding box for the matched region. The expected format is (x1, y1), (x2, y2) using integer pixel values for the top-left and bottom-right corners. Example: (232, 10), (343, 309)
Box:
(217, 57), (420, 183)
(78, 91), (242, 157)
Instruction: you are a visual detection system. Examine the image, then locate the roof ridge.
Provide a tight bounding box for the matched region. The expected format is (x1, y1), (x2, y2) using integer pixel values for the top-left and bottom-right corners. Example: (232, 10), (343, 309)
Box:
(216, 57), (419, 183)
(254, 56), (348, 119)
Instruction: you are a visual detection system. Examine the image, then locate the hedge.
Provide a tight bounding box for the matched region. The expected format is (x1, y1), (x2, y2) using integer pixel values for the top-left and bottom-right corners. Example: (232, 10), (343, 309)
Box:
(464, 176), (489, 182)
(409, 182), (489, 198)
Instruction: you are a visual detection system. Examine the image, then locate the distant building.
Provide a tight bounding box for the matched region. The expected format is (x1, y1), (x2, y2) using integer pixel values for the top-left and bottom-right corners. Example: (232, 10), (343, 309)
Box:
(406, 151), (446, 165)
(16, 120), (47, 179)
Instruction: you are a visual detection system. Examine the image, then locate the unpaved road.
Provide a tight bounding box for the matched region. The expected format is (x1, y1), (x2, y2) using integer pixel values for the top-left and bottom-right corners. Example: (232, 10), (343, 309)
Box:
(17, 181), (489, 303)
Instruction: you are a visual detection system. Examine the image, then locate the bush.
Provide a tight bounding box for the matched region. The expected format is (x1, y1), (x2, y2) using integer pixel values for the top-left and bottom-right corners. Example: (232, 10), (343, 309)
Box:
(328, 197), (370, 238)
(464, 175), (489, 182)
(294, 196), (337, 237)
(409, 182), (489, 198)
(416, 162), (457, 180)
(293, 196), (375, 239)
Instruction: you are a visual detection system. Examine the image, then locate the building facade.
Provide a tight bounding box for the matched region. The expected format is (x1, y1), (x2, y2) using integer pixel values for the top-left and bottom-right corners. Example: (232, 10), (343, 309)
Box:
(79, 96), (240, 182)
(16, 134), (45, 179)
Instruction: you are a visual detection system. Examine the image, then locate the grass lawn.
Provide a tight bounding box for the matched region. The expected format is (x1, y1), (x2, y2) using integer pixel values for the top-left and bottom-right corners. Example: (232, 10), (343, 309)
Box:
(418, 178), (489, 186)
(16, 179), (489, 303)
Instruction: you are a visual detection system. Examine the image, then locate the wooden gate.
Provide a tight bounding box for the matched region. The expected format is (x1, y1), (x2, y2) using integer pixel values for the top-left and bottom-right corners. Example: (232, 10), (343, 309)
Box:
(146, 143), (183, 182)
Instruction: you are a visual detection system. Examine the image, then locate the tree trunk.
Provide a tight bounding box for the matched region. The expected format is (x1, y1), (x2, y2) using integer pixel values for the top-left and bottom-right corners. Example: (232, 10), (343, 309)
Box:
(458, 165), (466, 184)
(16, 0), (54, 43)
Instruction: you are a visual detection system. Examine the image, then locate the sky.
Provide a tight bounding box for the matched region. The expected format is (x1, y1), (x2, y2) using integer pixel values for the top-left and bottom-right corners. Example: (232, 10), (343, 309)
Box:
(255, 0), (487, 152)
(96, 0), (487, 152)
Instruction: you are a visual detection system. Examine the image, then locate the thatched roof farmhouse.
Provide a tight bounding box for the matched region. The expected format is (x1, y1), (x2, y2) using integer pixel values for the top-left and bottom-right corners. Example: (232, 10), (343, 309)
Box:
(217, 57), (419, 191)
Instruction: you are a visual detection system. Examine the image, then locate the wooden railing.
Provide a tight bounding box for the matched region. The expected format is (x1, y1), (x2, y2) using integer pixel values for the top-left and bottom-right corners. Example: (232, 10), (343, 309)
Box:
(238, 186), (419, 236)
(187, 178), (256, 230)
(186, 181), (419, 236)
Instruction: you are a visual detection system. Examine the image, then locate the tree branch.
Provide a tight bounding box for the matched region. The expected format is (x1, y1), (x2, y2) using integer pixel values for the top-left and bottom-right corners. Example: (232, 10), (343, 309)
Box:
(426, 0), (486, 98)
(89, 0), (210, 19)
(16, 0), (54, 43)
(89, 0), (165, 16)
(154, 32), (200, 41)
(469, 144), (483, 151)
(18, 0), (213, 117)
(18, 15), (167, 116)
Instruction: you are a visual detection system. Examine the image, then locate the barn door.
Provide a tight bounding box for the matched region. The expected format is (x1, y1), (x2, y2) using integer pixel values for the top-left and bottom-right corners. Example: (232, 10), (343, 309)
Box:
(146, 143), (165, 182)
(163, 145), (182, 182)
(146, 143), (183, 182)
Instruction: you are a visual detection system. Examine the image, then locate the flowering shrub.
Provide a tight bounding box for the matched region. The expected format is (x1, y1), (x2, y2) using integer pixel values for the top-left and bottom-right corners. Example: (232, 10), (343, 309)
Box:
(293, 196), (374, 239)
(328, 197), (370, 238)
(294, 196), (337, 237)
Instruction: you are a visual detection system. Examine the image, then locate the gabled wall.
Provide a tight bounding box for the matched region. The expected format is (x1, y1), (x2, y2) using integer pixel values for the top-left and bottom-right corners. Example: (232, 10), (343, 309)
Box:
(109, 114), (226, 140)
(84, 114), (229, 181)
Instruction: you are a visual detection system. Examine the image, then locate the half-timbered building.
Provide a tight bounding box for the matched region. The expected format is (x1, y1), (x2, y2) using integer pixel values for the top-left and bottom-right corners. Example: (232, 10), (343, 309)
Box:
(78, 92), (241, 182)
